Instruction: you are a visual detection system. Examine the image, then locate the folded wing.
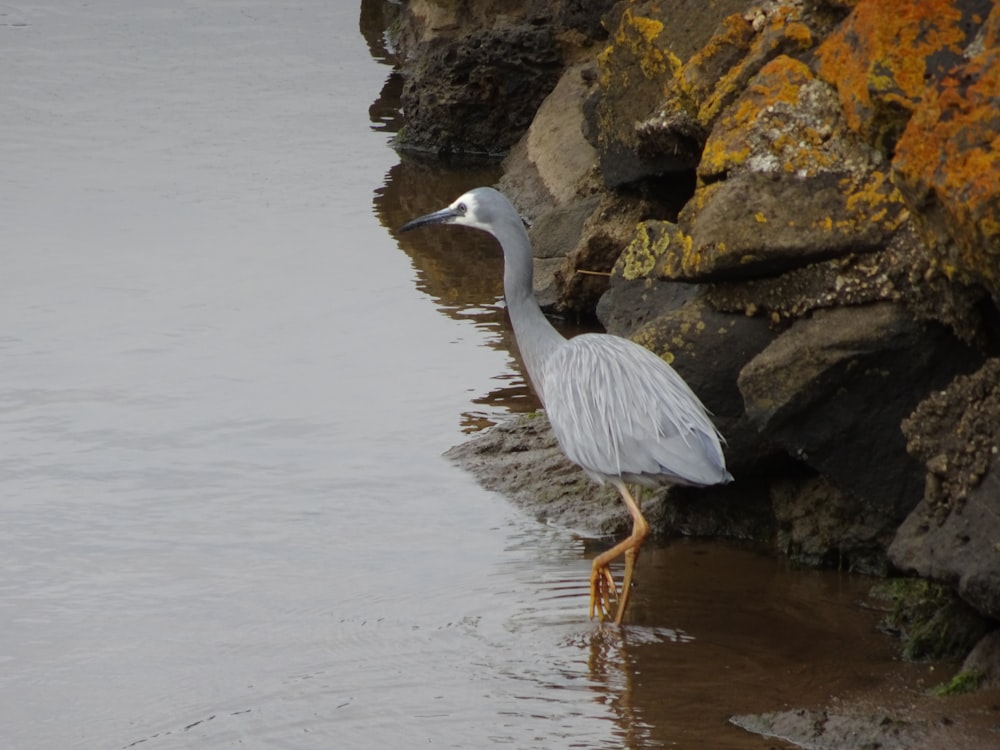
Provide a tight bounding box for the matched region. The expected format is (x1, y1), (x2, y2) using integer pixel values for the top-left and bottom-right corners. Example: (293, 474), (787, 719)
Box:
(541, 333), (731, 487)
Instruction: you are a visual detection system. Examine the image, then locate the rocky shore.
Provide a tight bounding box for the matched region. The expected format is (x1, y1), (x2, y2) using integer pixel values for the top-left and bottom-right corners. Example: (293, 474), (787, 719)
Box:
(386, 0), (1000, 737)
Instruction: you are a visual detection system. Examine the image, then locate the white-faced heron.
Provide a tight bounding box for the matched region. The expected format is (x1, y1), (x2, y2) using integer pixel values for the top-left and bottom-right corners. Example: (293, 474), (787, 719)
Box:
(400, 187), (732, 625)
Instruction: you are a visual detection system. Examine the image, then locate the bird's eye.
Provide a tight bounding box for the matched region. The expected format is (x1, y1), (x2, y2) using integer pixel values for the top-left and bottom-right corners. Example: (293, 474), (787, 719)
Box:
(456, 202), (467, 215)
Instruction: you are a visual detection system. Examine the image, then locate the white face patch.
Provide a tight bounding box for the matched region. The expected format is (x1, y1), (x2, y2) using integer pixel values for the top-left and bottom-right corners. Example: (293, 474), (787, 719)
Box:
(453, 192), (476, 213)
(449, 191), (489, 232)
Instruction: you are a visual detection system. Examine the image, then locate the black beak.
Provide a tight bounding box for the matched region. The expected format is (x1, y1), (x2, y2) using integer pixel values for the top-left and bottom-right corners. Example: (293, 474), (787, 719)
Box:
(398, 206), (461, 233)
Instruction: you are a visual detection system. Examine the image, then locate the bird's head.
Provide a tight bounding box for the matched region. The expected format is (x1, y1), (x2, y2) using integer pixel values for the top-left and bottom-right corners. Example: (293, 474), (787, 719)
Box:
(398, 187), (511, 237)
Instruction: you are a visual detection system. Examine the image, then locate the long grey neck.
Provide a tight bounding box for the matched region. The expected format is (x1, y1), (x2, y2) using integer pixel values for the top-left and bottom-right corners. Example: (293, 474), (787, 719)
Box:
(492, 219), (565, 406)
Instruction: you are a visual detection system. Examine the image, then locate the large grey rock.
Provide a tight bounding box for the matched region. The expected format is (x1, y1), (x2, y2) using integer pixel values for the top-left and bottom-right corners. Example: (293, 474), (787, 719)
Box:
(500, 62), (601, 219)
(891, 473), (1000, 621)
(890, 358), (1000, 620)
(738, 303), (980, 522)
(667, 170), (906, 281)
(527, 195), (600, 309)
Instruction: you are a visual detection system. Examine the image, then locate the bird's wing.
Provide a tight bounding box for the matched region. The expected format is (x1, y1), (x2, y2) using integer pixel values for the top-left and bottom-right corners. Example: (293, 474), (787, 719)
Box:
(541, 334), (730, 486)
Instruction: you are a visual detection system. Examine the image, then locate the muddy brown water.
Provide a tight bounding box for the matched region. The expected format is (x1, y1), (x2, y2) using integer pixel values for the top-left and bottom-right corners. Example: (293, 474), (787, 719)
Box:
(0, 2), (962, 749)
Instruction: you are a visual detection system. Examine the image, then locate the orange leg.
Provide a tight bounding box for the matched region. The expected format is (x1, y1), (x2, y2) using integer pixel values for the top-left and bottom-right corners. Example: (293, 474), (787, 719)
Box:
(588, 483), (649, 625)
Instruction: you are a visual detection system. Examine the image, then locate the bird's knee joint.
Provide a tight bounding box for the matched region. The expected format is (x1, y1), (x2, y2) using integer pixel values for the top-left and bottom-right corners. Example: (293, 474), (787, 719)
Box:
(633, 519), (650, 541)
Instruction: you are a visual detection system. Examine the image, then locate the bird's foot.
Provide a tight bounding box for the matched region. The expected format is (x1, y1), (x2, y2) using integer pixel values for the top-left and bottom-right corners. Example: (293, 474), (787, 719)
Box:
(588, 564), (618, 621)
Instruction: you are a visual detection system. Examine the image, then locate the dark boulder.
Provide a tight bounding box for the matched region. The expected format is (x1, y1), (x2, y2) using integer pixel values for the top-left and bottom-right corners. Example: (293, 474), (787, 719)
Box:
(396, 22), (562, 156)
(890, 358), (1000, 620)
(738, 303), (980, 524)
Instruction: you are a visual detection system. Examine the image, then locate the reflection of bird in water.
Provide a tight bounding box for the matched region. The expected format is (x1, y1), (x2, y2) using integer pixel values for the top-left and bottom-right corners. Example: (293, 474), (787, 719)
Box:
(400, 187), (732, 625)
(586, 626), (645, 746)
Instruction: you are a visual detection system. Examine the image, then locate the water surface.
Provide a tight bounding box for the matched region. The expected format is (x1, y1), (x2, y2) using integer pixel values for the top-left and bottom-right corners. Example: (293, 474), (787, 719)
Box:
(1, 3), (932, 749)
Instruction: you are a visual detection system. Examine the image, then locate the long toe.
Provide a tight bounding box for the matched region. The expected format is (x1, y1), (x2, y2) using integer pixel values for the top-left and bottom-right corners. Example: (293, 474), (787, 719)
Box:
(589, 565), (618, 621)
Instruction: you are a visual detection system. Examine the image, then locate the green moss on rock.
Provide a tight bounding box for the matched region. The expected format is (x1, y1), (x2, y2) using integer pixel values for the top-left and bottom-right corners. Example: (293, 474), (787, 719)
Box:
(931, 669), (986, 695)
(869, 578), (989, 661)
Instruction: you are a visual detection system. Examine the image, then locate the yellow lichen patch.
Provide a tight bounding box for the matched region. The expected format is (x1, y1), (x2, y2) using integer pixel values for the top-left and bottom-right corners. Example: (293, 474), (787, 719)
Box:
(678, 231), (694, 256)
(815, 0), (974, 144)
(782, 17), (814, 47)
(700, 135), (751, 178)
(985, 4), (1000, 48)
(627, 13), (664, 45)
(746, 55), (812, 108)
(619, 223), (658, 280)
(628, 326), (680, 360)
(607, 8), (676, 82)
(842, 169), (908, 233)
(679, 240), (723, 278)
(596, 45), (615, 87)
(645, 222), (697, 281)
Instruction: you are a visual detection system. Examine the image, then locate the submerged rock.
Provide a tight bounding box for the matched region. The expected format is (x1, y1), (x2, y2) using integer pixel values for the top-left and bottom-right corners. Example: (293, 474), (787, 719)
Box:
(444, 413), (627, 536)
(731, 708), (926, 750)
(957, 630), (1000, 690)
(771, 474), (893, 573)
(869, 577), (989, 661)
(444, 412), (773, 541)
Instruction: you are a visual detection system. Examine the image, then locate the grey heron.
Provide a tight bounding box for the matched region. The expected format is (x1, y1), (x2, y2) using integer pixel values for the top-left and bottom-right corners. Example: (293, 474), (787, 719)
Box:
(400, 187), (732, 625)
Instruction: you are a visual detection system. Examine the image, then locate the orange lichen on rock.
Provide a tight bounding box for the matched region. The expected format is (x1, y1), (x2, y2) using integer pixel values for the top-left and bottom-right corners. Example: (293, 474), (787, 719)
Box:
(700, 56), (835, 179)
(694, 5), (815, 127)
(815, 0), (988, 149)
(678, 13), (757, 110)
(892, 29), (1000, 300)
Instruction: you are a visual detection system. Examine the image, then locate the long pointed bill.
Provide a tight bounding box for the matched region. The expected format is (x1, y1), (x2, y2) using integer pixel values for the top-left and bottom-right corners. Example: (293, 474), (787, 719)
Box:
(398, 206), (461, 233)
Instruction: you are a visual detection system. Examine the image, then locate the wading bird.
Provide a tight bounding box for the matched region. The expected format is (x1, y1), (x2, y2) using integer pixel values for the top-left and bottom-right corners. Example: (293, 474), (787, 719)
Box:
(400, 187), (732, 625)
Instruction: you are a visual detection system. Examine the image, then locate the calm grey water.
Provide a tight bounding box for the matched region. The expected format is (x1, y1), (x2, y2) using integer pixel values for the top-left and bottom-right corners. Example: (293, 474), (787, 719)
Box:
(1, 3), (922, 749)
